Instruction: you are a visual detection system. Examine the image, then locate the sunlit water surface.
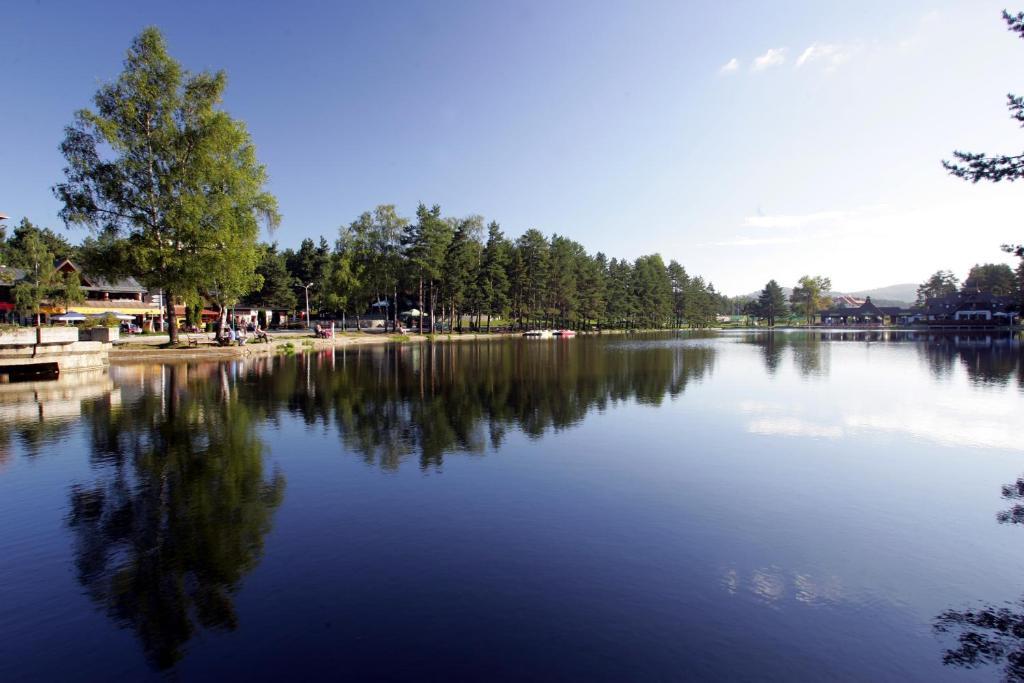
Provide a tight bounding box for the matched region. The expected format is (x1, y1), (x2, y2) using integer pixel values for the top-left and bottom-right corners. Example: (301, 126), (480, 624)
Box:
(2, 331), (1024, 681)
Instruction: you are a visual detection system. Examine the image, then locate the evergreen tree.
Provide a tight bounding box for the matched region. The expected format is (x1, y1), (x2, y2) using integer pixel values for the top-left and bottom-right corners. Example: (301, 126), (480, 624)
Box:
(577, 253), (608, 329)
(12, 232), (82, 325)
(943, 11), (1024, 292)
(515, 229), (550, 328)
(4, 218), (78, 267)
(403, 204), (452, 333)
(547, 235), (581, 328)
(756, 279), (787, 326)
(667, 260), (688, 327)
(249, 243), (297, 311)
(479, 222), (511, 331)
(963, 263), (1017, 296)
(916, 270), (960, 306)
(443, 217), (484, 332)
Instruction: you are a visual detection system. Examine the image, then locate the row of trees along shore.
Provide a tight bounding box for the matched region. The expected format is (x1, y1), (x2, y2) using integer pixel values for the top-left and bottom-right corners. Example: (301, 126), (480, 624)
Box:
(246, 205), (734, 335)
(43, 27), (736, 344)
(31, 25), (1024, 344)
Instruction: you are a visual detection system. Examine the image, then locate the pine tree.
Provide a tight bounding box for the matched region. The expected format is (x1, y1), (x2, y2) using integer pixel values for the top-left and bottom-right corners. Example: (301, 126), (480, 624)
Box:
(480, 222), (511, 331)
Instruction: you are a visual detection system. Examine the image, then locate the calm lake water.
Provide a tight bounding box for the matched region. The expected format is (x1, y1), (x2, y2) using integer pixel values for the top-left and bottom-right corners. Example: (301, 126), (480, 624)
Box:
(2, 331), (1024, 681)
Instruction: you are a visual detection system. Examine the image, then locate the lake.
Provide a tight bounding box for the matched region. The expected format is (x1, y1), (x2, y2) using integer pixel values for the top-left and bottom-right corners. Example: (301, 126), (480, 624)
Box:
(1, 331), (1023, 681)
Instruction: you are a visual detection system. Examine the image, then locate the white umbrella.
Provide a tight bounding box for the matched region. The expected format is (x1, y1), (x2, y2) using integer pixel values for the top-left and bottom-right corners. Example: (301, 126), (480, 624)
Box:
(92, 312), (135, 321)
(53, 312), (87, 322)
(400, 309), (422, 317)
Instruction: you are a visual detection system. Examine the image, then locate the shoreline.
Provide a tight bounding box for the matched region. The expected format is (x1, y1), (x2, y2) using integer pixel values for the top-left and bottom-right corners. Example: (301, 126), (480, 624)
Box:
(106, 325), (1023, 363)
(106, 328), (664, 363)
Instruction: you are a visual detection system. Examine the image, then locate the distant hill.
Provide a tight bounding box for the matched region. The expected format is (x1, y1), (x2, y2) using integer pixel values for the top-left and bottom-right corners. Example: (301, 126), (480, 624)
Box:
(844, 283), (917, 306)
(740, 282), (917, 307)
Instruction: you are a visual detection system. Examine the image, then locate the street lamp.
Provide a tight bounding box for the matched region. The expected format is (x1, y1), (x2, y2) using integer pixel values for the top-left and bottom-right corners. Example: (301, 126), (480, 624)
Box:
(301, 282), (314, 330)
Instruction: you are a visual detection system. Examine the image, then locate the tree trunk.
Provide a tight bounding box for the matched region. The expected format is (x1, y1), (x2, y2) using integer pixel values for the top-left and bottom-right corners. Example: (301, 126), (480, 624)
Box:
(166, 288), (179, 345)
(418, 277), (424, 335)
(429, 281), (435, 335)
(217, 304), (228, 339)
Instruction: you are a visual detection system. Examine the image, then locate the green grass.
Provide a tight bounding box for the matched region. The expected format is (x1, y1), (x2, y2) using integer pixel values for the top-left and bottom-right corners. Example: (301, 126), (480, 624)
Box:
(278, 341), (296, 355)
(389, 334), (411, 343)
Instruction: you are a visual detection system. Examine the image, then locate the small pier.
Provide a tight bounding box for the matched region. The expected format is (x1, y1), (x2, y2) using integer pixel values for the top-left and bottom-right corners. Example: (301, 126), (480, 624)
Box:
(0, 327), (109, 382)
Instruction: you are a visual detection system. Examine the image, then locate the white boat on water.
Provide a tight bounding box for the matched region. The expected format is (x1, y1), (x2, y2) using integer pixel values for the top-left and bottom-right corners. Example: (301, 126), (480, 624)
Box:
(523, 329), (553, 338)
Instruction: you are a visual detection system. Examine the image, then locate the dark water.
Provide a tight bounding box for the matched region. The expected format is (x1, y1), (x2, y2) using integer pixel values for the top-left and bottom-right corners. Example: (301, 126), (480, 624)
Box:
(2, 331), (1024, 681)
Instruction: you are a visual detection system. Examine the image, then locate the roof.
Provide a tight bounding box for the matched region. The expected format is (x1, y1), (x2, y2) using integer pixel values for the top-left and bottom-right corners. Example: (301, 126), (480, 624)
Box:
(0, 266), (26, 285)
(832, 294), (866, 308)
(858, 298), (883, 316)
(821, 296), (887, 317)
(0, 260), (147, 294)
(55, 259), (147, 294)
(924, 291), (1017, 315)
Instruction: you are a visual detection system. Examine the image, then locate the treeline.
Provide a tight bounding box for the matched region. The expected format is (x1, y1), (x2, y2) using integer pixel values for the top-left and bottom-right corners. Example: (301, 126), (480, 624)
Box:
(916, 264), (1023, 305)
(38, 28), (736, 342)
(244, 204), (736, 332)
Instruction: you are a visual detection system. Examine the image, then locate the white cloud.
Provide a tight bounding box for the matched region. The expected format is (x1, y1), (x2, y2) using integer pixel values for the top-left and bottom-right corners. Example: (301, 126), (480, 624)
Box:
(795, 42), (857, 71)
(719, 57), (740, 74)
(710, 235), (800, 247)
(748, 417), (843, 439)
(742, 209), (850, 230)
(752, 47), (787, 71)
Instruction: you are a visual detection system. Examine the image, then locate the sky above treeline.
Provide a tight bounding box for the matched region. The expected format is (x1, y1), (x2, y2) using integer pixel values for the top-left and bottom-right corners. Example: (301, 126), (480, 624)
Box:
(2, 0), (1022, 295)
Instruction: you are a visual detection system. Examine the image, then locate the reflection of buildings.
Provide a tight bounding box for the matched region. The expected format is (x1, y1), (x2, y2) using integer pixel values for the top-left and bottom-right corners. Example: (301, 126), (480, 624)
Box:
(0, 369), (120, 464)
(0, 369), (119, 427)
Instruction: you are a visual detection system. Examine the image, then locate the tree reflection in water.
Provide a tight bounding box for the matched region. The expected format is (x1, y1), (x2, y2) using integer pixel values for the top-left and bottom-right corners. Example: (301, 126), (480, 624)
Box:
(934, 468), (1024, 681)
(737, 330), (1023, 388)
(934, 600), (1024, 681)
(67, 364), (285, 670)
(249, 338), (717, 470)
(62, 337), (714, 669)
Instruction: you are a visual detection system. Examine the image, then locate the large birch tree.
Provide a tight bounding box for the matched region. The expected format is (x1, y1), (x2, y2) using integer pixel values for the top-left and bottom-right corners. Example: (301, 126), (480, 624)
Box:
(54, 27), (278, 345)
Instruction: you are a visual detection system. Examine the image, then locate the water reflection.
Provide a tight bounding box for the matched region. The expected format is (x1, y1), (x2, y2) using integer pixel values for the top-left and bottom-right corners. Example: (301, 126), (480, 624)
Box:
(236, 340), (717, 470)
(0, 369), (118, 461)
(736, 330), (1024, 386)
(935, 472), (1024, 681)
(67, 364), (285, 670)
(53, 340), (714, 669)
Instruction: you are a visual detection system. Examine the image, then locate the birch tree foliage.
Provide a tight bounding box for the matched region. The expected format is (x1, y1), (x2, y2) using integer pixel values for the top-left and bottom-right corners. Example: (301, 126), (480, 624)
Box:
(54, 27), (278, 343)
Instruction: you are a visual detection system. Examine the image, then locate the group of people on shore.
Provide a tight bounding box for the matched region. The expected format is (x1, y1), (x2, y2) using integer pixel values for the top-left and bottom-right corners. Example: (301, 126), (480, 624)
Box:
(220, 321), (270, 345)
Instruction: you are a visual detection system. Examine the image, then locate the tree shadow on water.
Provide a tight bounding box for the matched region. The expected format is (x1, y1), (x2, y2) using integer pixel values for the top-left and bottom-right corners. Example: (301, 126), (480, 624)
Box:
(933, 475), (1024, 681)
(67, 365), (285, 670)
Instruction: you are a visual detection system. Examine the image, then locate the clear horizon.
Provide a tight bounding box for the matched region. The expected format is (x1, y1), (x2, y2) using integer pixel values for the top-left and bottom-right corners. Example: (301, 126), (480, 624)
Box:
(2, 0), (1021, 296)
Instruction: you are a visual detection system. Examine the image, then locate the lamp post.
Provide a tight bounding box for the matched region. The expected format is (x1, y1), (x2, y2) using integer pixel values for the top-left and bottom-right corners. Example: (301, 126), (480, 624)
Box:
(301, 282), (314, 330)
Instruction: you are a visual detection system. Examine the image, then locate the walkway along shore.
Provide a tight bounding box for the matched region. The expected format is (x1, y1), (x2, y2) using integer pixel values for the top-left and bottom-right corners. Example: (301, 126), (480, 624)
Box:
(107, 329), (629, 363)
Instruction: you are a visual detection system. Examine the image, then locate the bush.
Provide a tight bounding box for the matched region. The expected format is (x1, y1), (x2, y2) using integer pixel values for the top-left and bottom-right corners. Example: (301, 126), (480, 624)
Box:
(80, 314), (119, 329)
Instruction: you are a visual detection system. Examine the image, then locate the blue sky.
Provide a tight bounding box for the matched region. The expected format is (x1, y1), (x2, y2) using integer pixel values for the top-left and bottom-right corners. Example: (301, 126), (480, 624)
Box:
(2, 0), (1022, 294)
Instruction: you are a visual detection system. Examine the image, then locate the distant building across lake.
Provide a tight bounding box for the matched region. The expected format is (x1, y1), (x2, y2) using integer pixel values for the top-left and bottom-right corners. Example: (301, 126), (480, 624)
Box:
(820, 293), (1018, 327)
